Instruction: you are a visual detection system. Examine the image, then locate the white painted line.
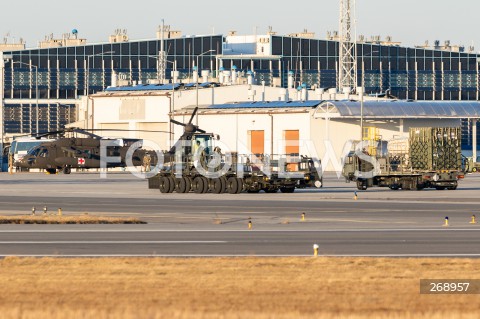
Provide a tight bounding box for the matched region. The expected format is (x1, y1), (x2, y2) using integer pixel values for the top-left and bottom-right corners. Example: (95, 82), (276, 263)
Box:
(0, 254), (480, 258)
(0, 228), (478, 233)
(0, 241), (227, 244)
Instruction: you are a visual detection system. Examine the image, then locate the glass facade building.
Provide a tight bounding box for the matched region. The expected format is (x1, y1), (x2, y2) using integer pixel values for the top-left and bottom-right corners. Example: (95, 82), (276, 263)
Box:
(1, 34), (479, 149)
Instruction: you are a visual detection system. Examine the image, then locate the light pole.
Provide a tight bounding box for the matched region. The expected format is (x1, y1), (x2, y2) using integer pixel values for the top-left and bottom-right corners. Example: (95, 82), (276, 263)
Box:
(195, 50), (215, 125)
(85, 51), (113, 130)
(12, 61), (38, 135)
(149, 55), (177, 147)
(360, 60), (364, 141)
(0, 54), (7, 146)
(358, 50), (379, 141)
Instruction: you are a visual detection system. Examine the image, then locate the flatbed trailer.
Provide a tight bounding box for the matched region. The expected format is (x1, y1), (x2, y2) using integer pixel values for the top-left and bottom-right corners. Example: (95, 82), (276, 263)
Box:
(148, 151), (322, 194)
(349, 170), (462, 191)
(343, 127), (464, 191)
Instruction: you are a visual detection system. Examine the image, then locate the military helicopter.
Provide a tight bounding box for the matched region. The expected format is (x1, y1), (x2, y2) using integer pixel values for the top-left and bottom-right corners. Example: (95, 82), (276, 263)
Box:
(15, 127), (164, 174)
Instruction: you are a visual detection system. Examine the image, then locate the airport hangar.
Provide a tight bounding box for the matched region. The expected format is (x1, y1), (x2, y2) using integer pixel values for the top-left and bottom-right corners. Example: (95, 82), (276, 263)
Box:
(0, 27), (479, 155)
(88, 83), (480, 170)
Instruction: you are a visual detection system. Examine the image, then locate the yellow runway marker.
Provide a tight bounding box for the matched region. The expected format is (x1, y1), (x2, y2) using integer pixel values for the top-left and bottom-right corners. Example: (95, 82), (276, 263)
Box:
(470, 215), (477, 224)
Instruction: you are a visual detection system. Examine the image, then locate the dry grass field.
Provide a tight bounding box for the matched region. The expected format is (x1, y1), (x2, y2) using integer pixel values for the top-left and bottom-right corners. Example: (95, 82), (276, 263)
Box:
(0, 257), (478, 319)
(0, 215), (146, 224)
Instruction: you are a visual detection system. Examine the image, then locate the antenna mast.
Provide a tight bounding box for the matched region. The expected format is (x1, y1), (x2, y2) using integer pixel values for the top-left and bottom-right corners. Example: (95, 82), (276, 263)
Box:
(158, 19), (167, 84)
(338, 0), (357, 92)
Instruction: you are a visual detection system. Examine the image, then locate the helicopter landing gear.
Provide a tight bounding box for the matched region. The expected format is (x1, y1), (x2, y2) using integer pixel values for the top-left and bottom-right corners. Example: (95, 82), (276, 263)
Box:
(62, 166), (72, 174)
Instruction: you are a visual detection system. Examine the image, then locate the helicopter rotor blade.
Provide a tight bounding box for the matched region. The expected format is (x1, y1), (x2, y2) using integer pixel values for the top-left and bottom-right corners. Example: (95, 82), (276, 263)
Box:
(71, 128), (102, 139)
(195, 128), (206, 134)
(33, 130), (65, 139)
(84, 128), (170, 134)
(188, 107), (198, 124)
(170, 119), (186, 127)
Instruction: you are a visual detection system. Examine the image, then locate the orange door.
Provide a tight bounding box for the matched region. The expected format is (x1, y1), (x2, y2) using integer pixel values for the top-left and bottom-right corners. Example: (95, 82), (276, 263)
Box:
(249, 130), (265, 155)
(284, 130), (299, 171)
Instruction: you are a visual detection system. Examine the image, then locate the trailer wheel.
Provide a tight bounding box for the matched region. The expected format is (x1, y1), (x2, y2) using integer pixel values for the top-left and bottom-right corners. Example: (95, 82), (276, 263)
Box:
(264, 187), (279, 193)
(227, 177), (238, 194)
(167, 177), (176, 193)
(220, 176), (228, 193)
(280, 186), (295, 193)
(235, 178), (244, 194)
(176, 178), (185, 193)
(416, 183), (425, 190)
(193, 176), (208, 194)
(212, 178), (226, 194)
(159, 176), (171, 193)
(176, 177), (191, 193)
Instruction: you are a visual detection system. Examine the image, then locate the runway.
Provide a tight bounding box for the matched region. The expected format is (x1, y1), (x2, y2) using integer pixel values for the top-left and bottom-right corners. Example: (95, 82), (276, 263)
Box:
(0, 228), (479, 257)
(0, 172), (479, 256)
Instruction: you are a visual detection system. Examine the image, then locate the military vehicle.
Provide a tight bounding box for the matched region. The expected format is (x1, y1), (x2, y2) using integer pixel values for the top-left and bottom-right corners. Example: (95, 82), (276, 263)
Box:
(148, 108), (323, 194)
(15, 127), (160, 174)
(343, 127), (464, 190)
(466, 156), (480, 173)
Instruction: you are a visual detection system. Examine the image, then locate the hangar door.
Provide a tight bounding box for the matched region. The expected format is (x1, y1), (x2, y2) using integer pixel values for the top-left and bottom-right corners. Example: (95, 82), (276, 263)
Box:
(284, 130), (299, 171)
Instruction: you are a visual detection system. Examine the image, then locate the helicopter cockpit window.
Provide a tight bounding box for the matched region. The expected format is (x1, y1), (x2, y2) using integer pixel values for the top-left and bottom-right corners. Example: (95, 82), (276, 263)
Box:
(27, 146), (41, 157)
(38, 147), (49, 158)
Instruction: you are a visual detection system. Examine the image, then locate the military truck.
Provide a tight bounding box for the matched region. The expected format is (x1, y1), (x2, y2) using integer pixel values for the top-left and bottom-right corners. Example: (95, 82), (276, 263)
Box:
(147, 108), (323, 194)
(342, 127), (464, 190)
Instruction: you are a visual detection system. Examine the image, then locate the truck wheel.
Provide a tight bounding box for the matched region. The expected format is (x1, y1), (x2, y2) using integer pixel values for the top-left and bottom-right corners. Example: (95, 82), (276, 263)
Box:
(220, 177), (228, 193)
(473, 167), (477, 173)
(201, 177), (209, 193)
(176, 178), (188, 193)
(46, 168), (57, 175)
(62, 166), (71, 174)
(212, 178), (226, 194)
(447, 183), (458, 190)
(235, 178), (244, 194)
(416, 183), (425, 190)
(280, 187), (295, 193)
(227, 177), (238, 194)
(193, 176), (207, 194)
(264, 187), (278, 193)
(356, 180), (367, 190)
(167, 177), (176, 193)
(159, 177), (171, 193)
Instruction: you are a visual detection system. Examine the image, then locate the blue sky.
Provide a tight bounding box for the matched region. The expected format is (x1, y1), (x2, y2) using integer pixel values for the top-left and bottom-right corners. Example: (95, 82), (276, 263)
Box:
(1, 0), (478, 50)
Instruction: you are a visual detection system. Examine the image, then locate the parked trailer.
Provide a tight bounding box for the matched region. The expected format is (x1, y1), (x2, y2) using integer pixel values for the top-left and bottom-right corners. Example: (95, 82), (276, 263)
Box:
(148, 133), (322, 194)
(342, 127), (464, 190)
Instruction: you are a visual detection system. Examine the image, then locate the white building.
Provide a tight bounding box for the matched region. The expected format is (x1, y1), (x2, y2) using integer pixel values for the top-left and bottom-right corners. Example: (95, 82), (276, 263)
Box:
(88, 83), (357, 150)
(174, 100), (478, 170)
(87, 82), (480, 171)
